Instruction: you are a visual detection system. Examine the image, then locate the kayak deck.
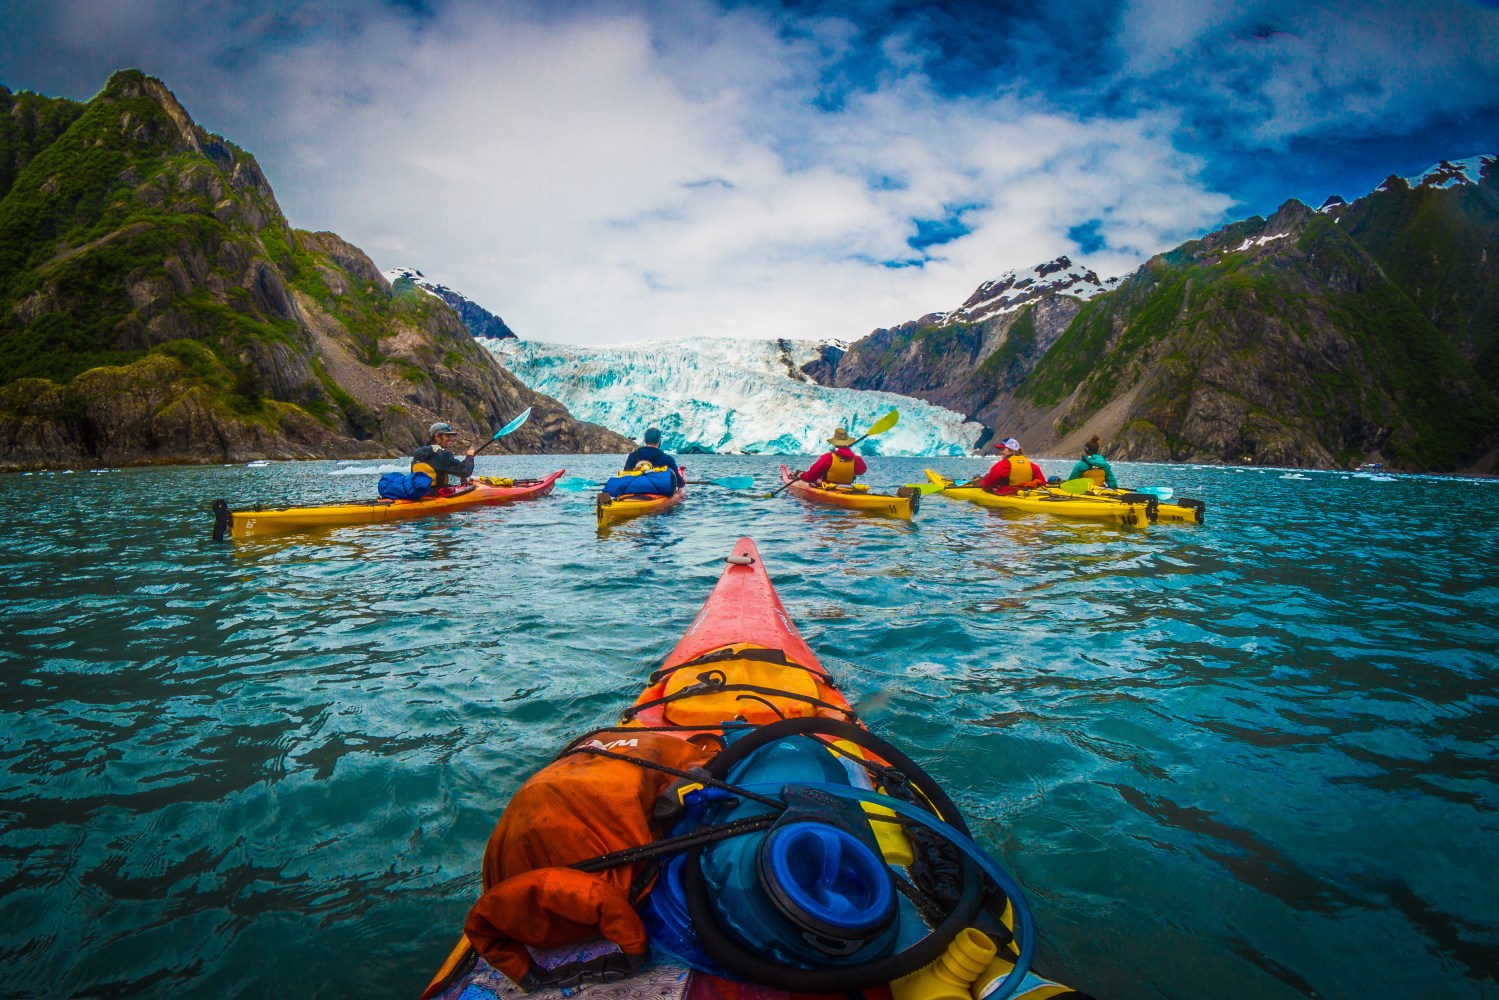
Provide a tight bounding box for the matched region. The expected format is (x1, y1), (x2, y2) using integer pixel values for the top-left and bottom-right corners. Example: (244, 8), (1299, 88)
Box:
(596, 472), (686, 529)
(216, 469), (565, 539)
(779, 465), (917, 519)
(421, 537), (1082, 1000)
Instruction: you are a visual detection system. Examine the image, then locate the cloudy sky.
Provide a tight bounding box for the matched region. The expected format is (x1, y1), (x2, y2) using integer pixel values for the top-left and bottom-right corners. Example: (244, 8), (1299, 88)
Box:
(2, 0), (1497, 345)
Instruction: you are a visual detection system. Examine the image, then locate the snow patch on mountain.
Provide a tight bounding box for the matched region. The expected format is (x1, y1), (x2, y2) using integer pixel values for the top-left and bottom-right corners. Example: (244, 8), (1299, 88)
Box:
(941, 256), (1121, 325)
(383, 267), (517, 340)
(482, 337), (983, 456)
(1403, 155), (1495, 189)
(1231, 232), (1289, 253)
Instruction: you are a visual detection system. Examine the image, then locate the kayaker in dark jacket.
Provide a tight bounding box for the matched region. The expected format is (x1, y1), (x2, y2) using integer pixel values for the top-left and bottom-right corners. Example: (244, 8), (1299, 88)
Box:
(801, 427), (867, 485)
(972, 437), (1046, 494)
(624, 428), (684, 489)
(1069, 435), (1118, 488)
(412, 421), (475, 493)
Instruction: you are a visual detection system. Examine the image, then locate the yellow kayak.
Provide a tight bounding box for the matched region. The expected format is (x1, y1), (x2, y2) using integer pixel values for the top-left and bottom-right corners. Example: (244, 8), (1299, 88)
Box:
(779, 465), (917, 519)
(925, 470), (1152, 527)
(214, 470), (564, 540)
(1086, 486), (1205, 524)
(596, 483), (686, 528)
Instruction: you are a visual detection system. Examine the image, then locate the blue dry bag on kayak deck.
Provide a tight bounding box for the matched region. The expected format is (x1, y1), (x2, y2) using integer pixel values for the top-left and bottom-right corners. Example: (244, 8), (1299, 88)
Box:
(636, 717), (1036, 996)
(604, 468), (676, 498)
(378, 471), (433, 500)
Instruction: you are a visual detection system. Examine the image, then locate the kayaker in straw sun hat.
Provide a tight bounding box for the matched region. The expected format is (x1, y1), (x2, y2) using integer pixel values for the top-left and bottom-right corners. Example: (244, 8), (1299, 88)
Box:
(965, 436), (1046, 495)
(799, 425), (867, 486)
(411, 421), (477, 496)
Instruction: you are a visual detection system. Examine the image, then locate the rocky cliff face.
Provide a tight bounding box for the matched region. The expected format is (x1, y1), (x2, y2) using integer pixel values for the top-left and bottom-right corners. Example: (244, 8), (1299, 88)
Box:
(0, 71), (626, 470)
(830, 167), (1498, 473)
(1013, 185), (1498, 472)
(823, 257), (1110, 446)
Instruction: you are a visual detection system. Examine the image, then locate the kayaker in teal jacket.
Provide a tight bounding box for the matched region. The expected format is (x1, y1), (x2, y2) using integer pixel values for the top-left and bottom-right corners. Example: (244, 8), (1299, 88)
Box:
(1069, 435), (1118, 488)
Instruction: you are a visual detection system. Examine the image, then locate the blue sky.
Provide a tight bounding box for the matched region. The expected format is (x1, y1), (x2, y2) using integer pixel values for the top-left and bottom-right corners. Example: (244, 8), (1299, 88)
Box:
(2, 0), (1496, 345)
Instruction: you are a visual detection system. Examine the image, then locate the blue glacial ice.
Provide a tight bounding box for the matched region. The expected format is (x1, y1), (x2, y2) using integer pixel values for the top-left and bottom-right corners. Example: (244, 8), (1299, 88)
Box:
(482, 337), (983, 456)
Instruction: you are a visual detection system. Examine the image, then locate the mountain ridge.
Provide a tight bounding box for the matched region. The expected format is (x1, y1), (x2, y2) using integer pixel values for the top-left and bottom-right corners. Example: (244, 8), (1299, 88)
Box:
(383, 267), (517, 342)
(0, 71), (626, 470)
(818, 160), (1499, 472)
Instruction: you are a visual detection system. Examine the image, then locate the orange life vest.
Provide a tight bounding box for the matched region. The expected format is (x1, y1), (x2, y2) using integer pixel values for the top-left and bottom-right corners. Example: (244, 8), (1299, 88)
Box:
(825, 450), (858, 485)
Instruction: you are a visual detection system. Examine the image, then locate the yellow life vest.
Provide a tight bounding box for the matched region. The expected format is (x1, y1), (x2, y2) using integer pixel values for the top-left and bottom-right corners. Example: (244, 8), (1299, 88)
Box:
(1007, 454), (1037, 487)
(411, 459), (439, 489)
(1082, 468), (1106, 485)
(825, 451), (858, 485)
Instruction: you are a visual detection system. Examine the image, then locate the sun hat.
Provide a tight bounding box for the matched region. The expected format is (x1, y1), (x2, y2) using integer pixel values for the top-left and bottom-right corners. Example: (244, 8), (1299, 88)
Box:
(429, 421), (458, 437)
(1001, 437), (1021, 451)
(827, 428), (858, 447)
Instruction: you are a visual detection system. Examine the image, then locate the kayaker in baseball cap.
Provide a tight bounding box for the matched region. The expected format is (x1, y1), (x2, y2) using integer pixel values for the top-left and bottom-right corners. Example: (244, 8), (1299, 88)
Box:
(623, 427), (684, 490)
(410, 421), (476, 495)
(799, 427), (868, 486)
(966, 436), (1046, 495)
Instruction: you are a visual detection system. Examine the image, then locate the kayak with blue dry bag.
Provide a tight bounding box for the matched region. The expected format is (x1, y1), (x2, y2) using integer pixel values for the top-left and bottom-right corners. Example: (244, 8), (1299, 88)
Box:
(212, 470), (565, 540)
(596, 466), (687, 529)
(420, 537), (1089, 1000)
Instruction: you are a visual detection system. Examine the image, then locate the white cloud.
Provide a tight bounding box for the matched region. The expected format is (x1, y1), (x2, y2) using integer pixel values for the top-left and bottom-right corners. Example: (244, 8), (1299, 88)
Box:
(4, 0), (1246, 345)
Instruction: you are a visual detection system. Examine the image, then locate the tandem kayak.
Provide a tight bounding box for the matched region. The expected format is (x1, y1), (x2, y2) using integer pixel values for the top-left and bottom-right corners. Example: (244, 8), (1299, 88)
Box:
(420, 537), (1085, 1000)
(926, 469), (1153, 526)
(212, 469), (565, 540)
(596, 468), (686, 529)
(779, 465), (918, 519)
(1085, 486), (1205, 525)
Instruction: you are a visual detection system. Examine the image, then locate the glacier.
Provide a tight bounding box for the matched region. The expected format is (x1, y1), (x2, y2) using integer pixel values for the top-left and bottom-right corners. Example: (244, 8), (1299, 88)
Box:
(481, 337), (984, 456)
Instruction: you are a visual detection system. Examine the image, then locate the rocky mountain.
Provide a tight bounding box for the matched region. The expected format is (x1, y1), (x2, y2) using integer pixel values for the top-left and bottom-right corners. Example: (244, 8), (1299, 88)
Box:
(0, 71), (626, 470)
(816, 257), (1117, 449)
(383, 267), (517, 341)
(820, 162), (1499, 473)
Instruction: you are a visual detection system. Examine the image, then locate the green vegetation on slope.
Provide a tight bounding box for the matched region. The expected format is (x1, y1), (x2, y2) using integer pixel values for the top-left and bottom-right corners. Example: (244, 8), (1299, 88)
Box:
(0, 86), (85, 202)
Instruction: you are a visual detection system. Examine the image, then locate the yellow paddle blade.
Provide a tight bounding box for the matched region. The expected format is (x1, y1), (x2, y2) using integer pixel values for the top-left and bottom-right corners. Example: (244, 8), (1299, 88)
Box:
(1058, 477), (1094, 495)
(862, 409), (899, 438)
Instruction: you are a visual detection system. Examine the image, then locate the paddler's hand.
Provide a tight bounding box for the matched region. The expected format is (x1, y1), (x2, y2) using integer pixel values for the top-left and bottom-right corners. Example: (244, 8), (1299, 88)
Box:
(465, 448), (476, 458)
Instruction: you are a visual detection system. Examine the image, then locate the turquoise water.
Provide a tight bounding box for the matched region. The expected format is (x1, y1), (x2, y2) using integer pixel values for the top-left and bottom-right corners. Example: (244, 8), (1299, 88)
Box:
(1, 456), (1495, 999)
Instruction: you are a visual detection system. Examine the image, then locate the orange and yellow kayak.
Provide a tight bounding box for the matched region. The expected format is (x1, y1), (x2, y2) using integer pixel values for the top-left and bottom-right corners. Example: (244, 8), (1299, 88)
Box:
(420, 537), (1082, 1000)
(214, 469), (564, 540)
(596, 468), (686, 529)
(779, 465), (917, 519)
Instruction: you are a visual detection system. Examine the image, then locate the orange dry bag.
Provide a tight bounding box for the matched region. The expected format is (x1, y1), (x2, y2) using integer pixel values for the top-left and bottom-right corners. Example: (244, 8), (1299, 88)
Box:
(463, 730), (712, 989)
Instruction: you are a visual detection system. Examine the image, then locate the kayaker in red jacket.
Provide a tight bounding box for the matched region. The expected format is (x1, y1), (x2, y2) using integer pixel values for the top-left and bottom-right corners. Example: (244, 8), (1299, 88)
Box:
(972, 437), (1046, 494)
(801, 428), (867, 485)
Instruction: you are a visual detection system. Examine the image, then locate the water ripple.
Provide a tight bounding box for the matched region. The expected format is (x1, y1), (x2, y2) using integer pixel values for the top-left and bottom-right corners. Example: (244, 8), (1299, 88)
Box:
(1, 457), (1496, 999)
